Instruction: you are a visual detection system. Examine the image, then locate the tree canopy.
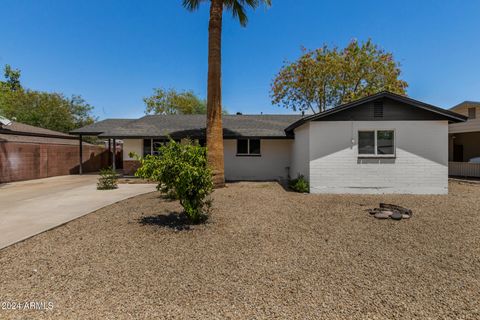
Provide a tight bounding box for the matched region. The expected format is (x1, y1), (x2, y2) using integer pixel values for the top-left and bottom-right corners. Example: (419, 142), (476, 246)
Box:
(0, 65), (95, 133)
(144, 88), (207, 115)
(144, 88), (228, 115)
(271, 39), (408, 113)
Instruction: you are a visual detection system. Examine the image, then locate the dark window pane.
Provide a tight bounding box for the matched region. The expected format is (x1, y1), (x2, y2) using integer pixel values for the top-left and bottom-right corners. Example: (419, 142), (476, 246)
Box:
(237, 139), (248, 154)
(377, 130), (394, 155)
(358, 131), (375, 154)
(249, 139), (261, 155)
(143, 139), (151, 157)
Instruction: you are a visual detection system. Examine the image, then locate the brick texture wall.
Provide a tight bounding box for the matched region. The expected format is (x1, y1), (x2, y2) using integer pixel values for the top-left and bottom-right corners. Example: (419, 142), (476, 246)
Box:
(123, 160), (141, 176)
(307, 121), (448, 194)
(0, 142), (110, 183)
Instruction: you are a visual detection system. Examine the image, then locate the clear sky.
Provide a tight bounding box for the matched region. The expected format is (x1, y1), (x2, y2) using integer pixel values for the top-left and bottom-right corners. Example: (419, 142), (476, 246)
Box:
(1, 0), (479, 119)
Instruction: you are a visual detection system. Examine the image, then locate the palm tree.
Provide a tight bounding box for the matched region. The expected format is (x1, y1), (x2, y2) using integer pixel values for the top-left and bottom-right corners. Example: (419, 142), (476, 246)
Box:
(182, 0), (271, 187)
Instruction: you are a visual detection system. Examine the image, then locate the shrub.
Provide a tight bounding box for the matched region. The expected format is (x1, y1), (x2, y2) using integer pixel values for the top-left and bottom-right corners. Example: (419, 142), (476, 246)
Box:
(97, 167), (118, 190)
(289, 175), (309, 193)
(134, 139), (213, 223)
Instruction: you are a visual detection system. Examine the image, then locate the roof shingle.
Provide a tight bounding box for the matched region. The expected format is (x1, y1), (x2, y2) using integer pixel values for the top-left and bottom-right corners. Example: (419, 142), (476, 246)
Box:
(71, 115), (302, 138)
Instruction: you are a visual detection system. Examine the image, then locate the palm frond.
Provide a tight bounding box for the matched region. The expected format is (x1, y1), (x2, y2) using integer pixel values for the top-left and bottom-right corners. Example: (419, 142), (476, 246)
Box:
(182, 0), (202, 11)
(224, 0), (271, 26)
(231, 1), (248, 26)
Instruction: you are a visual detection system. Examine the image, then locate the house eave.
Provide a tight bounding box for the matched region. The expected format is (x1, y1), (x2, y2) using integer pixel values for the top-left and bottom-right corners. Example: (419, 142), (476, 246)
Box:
(285, 91), (468, 134)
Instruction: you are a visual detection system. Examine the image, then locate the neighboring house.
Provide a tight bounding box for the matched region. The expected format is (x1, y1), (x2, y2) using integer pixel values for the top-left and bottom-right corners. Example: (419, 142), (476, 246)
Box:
(71, 92), (466, 194)
(0, 120), (109, 183)
(448, 101), (480, 177)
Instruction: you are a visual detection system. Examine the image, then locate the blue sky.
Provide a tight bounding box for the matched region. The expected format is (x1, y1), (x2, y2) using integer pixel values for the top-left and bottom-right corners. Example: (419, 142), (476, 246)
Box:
(1, 0), (479, 119)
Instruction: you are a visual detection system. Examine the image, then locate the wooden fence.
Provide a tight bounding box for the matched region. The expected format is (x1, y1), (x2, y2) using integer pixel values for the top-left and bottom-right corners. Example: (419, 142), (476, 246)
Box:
(0, 142), (110, 183)
(449, 161), (480, 178)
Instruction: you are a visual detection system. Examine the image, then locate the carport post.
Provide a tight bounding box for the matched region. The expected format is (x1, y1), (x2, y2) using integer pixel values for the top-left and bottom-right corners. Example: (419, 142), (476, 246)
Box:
(79, 134), (83, 175)
(112, 138), (116, 171)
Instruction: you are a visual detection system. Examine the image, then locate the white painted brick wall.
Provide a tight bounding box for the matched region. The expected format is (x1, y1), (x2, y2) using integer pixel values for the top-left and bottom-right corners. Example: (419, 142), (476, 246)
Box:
(307, 121), (449, 194)
(224, 139), (292, 181)
(123, 139), (143, 160)
(289, 123), (309, 179)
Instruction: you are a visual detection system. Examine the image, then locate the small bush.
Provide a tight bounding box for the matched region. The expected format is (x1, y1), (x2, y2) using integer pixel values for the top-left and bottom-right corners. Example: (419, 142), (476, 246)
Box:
(97, 167), (118, 190)
(134, 139), (213, 223)
(289, 175), (309, 193)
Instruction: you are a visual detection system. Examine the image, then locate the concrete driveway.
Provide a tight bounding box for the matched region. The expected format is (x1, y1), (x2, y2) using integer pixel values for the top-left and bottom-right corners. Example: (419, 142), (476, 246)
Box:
(0, 175), (155, 249)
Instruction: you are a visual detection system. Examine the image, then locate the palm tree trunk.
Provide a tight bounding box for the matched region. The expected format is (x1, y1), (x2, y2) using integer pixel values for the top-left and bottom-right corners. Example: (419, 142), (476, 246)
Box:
(207, 0), (225, 187)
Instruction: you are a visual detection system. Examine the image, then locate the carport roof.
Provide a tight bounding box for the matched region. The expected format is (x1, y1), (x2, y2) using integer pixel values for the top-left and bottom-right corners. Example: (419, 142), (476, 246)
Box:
(0, 121), (84, 145)
(70, 119), (134, 136)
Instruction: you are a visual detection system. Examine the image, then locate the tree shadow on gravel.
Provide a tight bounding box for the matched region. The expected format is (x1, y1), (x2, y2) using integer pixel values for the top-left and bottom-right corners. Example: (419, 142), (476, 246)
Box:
(138, 212), (195, 231)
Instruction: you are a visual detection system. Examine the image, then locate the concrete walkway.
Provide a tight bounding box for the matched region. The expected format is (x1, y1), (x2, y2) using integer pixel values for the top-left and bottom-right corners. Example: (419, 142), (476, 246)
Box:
(0, 175), (155, 250)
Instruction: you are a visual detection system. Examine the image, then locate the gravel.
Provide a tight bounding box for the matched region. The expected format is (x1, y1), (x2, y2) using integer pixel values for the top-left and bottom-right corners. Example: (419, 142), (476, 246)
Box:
(1, 181), (479, 319)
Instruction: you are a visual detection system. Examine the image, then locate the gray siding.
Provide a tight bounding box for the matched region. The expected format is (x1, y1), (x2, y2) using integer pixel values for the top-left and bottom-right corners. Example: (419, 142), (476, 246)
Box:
(314, 98), (455, 122)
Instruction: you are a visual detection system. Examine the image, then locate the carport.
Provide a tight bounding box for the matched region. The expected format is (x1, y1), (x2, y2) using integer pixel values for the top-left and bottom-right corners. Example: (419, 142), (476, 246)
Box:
(70, 119), (132, 173)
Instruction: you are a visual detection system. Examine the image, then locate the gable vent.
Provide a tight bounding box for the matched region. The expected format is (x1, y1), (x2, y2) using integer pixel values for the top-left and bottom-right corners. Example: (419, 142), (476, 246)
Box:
(373, 101), (384, 119)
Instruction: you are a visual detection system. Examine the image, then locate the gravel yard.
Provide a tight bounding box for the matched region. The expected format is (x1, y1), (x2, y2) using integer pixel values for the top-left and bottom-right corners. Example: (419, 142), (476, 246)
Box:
(1, 181), (479, 319)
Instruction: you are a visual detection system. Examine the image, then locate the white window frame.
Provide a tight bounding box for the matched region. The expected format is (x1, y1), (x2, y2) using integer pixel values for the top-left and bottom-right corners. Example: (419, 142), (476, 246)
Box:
(357, 129), (396, 158)
(236, 138), (261, 156)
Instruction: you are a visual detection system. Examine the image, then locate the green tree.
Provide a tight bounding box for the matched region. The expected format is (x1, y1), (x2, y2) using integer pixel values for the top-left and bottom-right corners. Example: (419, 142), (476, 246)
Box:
(3, 65), (21, 91)
(271, 39), (408, 113)
(183, 0), (272, 187)
(0, 65), (96, 133)
(144, 88), (207, 114)
(134, 139), (213, 223)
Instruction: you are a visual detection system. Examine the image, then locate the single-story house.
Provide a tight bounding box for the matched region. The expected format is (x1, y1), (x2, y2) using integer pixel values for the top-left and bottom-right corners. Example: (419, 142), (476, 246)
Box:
(448, 101), (480, 177)
(71, 91), (466, 194)
(0, 119), (111, 183)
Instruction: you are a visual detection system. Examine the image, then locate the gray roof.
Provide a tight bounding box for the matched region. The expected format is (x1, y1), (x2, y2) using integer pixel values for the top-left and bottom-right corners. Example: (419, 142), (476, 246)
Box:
(450, 101), (480, 110)
(70, 119), (133, 135)
(0, 121), (91, 145)
(71, 114), (302, 139)
(1, 121), (73, 137)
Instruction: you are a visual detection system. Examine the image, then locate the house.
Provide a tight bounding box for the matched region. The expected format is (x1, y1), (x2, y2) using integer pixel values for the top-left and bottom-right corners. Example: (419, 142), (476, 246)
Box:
(0, 119), (110, 183)
(448, 101), (480, 177)
(71, 92), (466, 194)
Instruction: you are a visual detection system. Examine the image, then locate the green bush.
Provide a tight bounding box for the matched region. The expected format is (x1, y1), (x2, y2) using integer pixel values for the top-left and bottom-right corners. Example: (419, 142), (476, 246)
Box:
(289, 175), (309, 193)
(97, 167), (118, 190)
(134, 139), (213, 223)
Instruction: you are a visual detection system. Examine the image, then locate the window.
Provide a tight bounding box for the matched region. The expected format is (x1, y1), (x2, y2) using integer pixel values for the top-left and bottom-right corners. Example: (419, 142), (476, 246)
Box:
(376, 130), (394, 155)
(143, 139), (172, 156)
(249, 139), (261, 155)
(143, 139), (152, 157)
(236, 139), (261, 156)
(358, 131), (375, 155)
(358, 130), (395, 157)
(237, 139), (249, 154)
(468, 107), (476, 120)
